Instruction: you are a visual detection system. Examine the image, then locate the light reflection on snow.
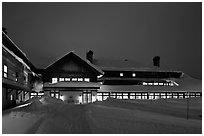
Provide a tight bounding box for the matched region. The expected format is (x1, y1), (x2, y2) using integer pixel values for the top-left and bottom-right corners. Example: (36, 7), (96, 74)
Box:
(13, 102), (32, 109)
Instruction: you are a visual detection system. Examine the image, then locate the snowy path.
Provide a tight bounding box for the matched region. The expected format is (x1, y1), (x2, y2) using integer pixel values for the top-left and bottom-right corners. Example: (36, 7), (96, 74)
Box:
(2, 97), (202, 134)
(86, 104), (201, 134)
(26, 104), (91, 134)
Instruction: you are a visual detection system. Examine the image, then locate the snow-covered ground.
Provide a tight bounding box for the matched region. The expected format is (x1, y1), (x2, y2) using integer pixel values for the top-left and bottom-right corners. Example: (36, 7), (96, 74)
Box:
(2, 96), (202, 134)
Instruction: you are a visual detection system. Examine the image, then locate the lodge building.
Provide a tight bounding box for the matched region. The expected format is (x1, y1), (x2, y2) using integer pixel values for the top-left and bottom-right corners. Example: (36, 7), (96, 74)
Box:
(2, 30), (41, 109)
(2, 30), (202, 108)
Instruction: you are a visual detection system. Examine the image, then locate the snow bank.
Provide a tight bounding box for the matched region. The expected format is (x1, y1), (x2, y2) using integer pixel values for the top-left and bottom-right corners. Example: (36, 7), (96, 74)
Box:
(39, 95), (63, 105)
(87, 97), (202, 133)
(99, 97), (202, 120)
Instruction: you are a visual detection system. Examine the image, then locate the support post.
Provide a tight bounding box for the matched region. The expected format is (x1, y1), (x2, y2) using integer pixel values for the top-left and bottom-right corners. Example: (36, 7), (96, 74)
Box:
(187, 92), (190, 120)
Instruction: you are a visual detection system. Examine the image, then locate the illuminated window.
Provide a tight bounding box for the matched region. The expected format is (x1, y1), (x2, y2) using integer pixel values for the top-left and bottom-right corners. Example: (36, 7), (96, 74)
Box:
(169, 83), (174, 86)
(130, 96), (135, 99)
(153, 83), (158, 85)
(148, 83), (153, 85)
(38, 92), (44, 96)
(59, 78), (64, 81)
(103, 93), (109, 95)
(15, 72), (18, 82)
(97, 96), (102, 101)
(3, 65), (8, 78)
(132, 73), (136, 77)
(117, 95), (122, 99)
(55, 93), (59, 99)
(78, 78), (83, 81)
(120, 73), (123, 77)
(84, 78), (90, 82)
(159, 83), (163, 86)
(142, 82), (147, 85)
(10, 95), (13, 101)
(65, 78), (70, 81)
(52, 78), (58, 83)
(123, 93), (129, 99)
(149, 93), (154, 99)
(72, 78), (77, 81)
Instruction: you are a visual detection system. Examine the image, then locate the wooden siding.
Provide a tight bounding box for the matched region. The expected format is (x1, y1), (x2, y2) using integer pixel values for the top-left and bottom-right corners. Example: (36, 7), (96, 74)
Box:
(43, 53), (98, 82)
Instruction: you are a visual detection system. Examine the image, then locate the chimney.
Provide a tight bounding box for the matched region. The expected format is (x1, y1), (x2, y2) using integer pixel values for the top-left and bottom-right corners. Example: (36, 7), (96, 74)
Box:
(86, 50), (93, 63)
(153, 56), (160, 67)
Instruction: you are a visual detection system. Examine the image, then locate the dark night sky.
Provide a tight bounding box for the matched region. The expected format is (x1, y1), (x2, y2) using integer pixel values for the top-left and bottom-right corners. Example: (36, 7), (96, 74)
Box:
(2, 2), (202, 79)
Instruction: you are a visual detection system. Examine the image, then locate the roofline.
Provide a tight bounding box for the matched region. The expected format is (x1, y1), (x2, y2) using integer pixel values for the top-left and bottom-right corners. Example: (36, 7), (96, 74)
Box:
(2, 31), (27, 59)
(44, 50), (75, 69)
(99, 67), (183, 73)
(2, 31), (38, 74)
(44, 51), (104, 74)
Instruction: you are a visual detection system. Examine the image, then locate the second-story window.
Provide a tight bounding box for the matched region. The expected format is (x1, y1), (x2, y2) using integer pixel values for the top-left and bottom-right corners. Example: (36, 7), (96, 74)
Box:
(3, 65), (8, 78)
(78, 78), (83, 81)
(72, 78), (77, 81)
(15, 72), (18, 82)
(59, 78), (64, 81)
(84, 78), (90, 82)
(132, 73), (136, 77)
(52, 78), (58, 83)
(65, 78), (70, 81)
(120, 73), (123, 77)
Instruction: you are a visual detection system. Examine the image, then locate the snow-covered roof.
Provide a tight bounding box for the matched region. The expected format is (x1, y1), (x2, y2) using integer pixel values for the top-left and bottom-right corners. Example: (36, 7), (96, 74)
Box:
(44, 82), (101, 88)
(98, 77), (173, 82)
(2, 31), (38, 74)
(98, 75), (201, 92)
(45, 51), (103, 75)
(93, 58), (182, 73)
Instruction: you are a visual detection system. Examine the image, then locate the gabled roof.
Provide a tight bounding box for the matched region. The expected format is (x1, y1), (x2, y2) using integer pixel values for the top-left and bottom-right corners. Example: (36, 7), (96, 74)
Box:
(44, 51), (103, 75)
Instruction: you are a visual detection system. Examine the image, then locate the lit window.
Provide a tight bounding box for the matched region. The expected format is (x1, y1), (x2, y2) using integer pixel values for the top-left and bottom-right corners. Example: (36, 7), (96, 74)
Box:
(123, 95), (129, 99)
(72, 78), (77, 81)
(15, 72), (18, 82)
(10, 95), (13, 101)
(132, 73), (136, 77)
(78, 78), (83, 81)
(4, 65), (7, 72)
(97, 96), (102, 101)
(142, 82), (147, 85)
(153, 83), (158, 86)
(159, 83), (163, 86)
(148, 83), (153, 85)
(84, 78), (90, 82)
(169, 83), (174, 86)
(120, 73), (123, 77)
(59, 78), (64, 81)
(65, 78), (70, 81)
(38, 92), (44, 96)
(3, 65), (8, 78)
(52, 78), (58, 83)
(55, 93), (59, 99)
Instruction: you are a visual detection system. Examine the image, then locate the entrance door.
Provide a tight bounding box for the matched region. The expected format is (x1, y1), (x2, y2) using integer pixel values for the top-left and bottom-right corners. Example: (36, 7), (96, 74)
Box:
(82, 93), (92, 104)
